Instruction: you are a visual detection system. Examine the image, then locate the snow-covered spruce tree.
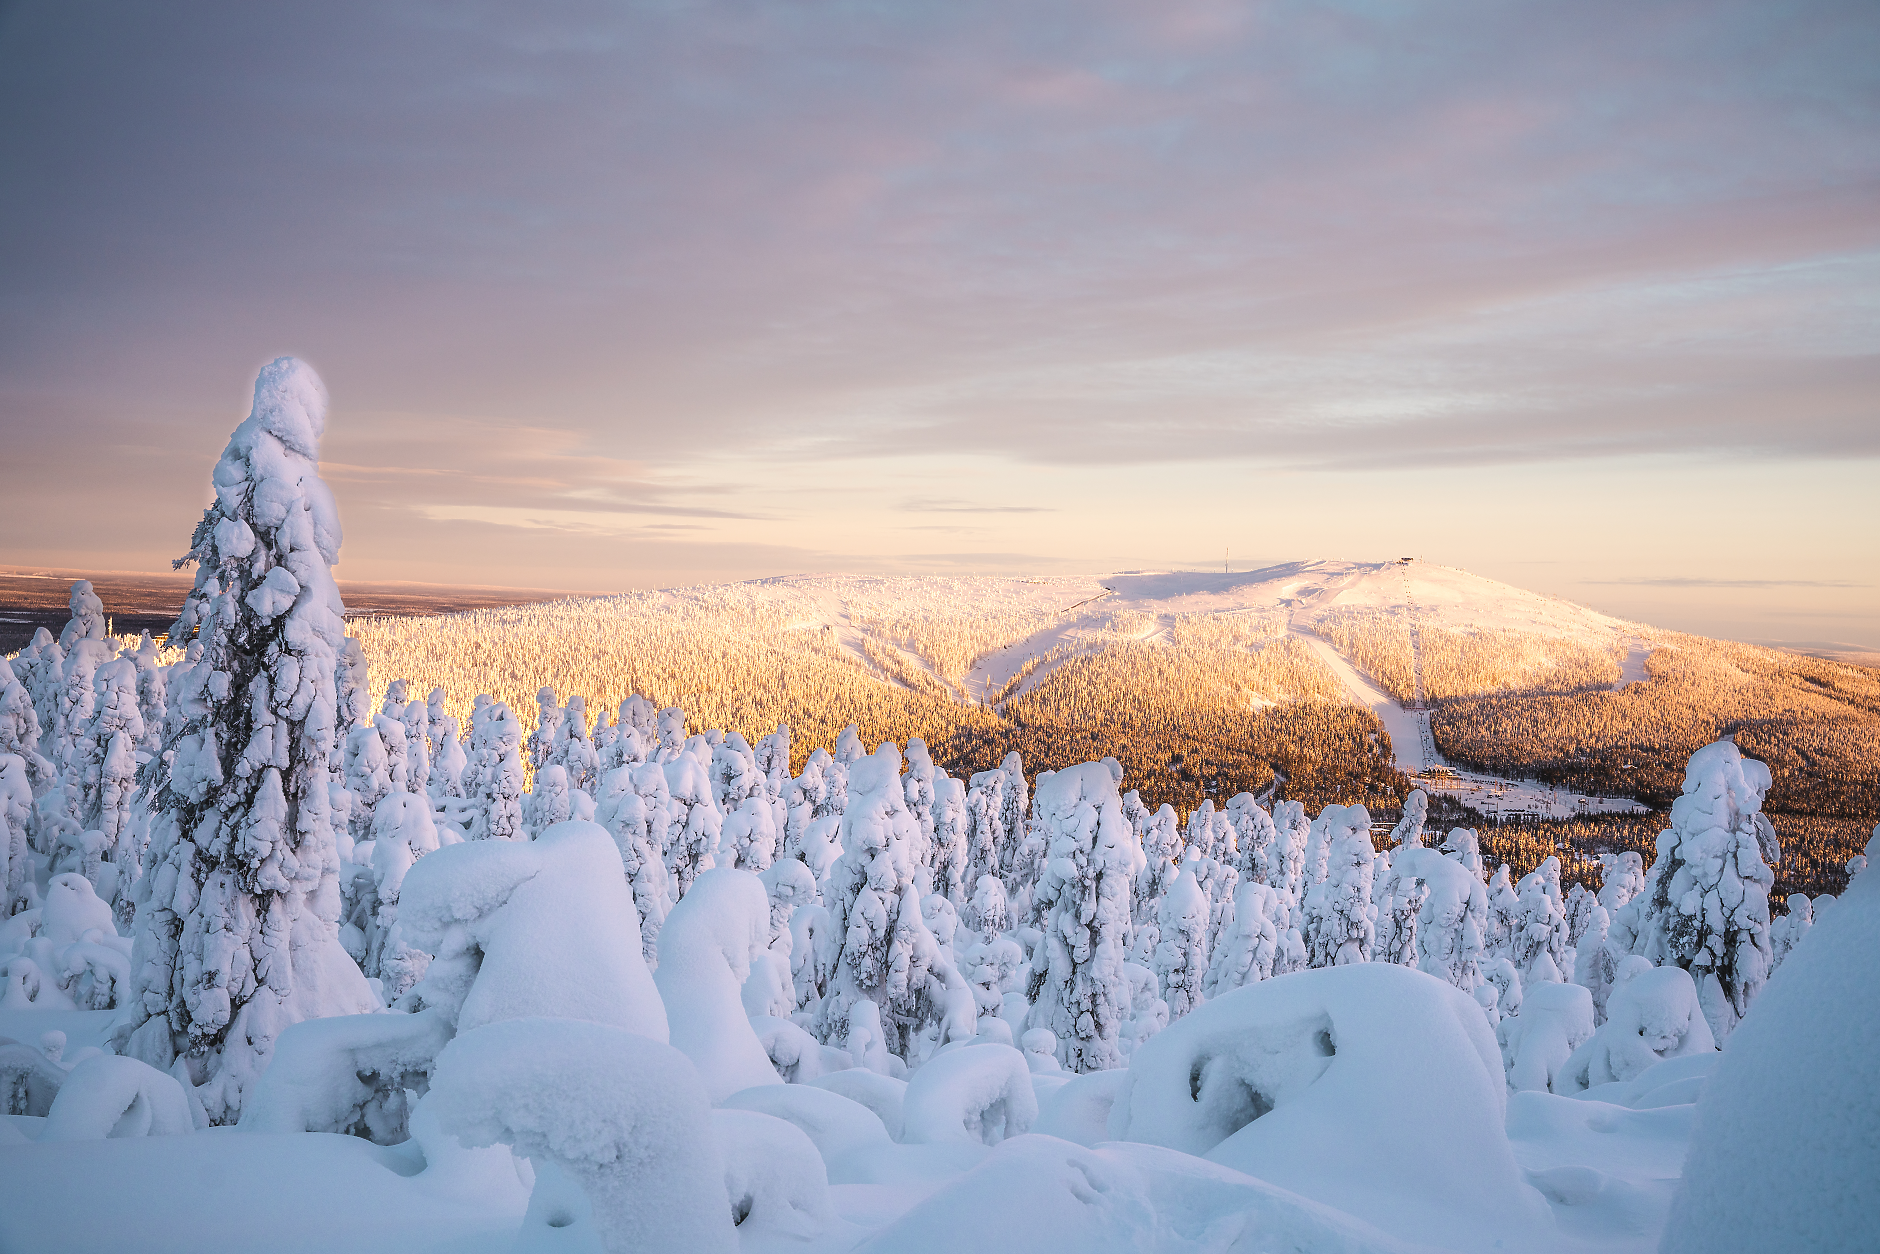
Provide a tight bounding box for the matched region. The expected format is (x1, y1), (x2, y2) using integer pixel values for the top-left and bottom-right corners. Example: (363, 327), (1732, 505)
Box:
(1153, 867), (1210, 1019)
(373, 711), (411, 797)
(1203, 880), (1283, 997)
(752, 722), (791, 798)
(1387, 789), (1428, 848)
(1442, 824), (1485, 880)
(1571, 903), (1620, 1024)
(0, 657), (54, 793)
(815, 742), (973, 1067)
(426, 712), (466, 802)
(1300, 803), (1339, 898)
(931, 774), (969, 904)
(397, 700), (429, 797)
(526, 686), (564, 771)
(964, 754), (1021, 893)
(1184, 800), (1225, 864)
(593, 762), (673, 967)
(1564, 883), (1600, 950)
(1225, 791), (1277, 883)
(1392, 843), (1487, 993)
(1767, 894), (1812, 971)
(1616, 738), (1777, 1040)
(720, 794), (779, 872)
(1023, 760), (1142, 1072)
(12, 627), (68, 761)
(901, 737), (938, 865)
(663, 736), (723, 898)
(341, 721), (392, 845)
(710, 730), (763, 819)
(333, 638), (372, 747)
(1484, 864), (1519, 961)
(53, 583), (117, 776)
(1371, 846), (1427, 968)
(1302, 806), (1376, 967)
(1596, 851), (1645, 914)
(466, 702), (525, 842)
(124, 631), (170, 752)
(117, 357), (377, 1122)
(522, 764), (573, 837)
(1508, 859), (1570, 985)
(1, 753), (34, 915)
(966, 870), (1011, 939)
(1130, 801), (1182, 963)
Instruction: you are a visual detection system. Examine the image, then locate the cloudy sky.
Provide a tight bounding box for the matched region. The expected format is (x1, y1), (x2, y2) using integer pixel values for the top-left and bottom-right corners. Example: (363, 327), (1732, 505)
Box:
(2, 1), (1875, 647)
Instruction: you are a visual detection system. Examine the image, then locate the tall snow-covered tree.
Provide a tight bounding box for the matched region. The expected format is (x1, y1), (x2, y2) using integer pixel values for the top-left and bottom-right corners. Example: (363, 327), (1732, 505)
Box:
(1153, 868), (1209, 1019)
(0, 753), (34, 915)
(816, 742), (973, 1066)
(1225, 792), (1278, 883)
(0, 657), (53, 793)
(1387, 789), (1428, 848)
(1023, 760), (1142, 1072)
(1508, 858), (1570, 985)
(1302, 805), (1376, 967)
(117, 357), (376, 1122)
(1131, 801), (1183, 961)
(1615, 737), (1777, 1040)
(466, 702), (525, 842)
(1596, 852), (1646, 914)
(930, 774), (969, 904)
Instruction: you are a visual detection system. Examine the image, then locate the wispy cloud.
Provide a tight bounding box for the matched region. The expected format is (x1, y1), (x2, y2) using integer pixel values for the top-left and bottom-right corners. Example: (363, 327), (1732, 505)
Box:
(898, 497), (1054, 514)
(1587, 578), (1870, 589)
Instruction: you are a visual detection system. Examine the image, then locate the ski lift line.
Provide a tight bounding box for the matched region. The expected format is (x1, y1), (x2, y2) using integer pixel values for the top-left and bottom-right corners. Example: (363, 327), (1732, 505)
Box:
(1058, 590), (1116, 615)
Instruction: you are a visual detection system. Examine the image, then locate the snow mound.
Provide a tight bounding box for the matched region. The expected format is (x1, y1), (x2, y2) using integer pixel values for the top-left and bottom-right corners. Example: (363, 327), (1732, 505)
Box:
(1110, 963), (1544, 1248)
(653, 867), (781, 1101)
(427, 1016), (734, 1254)
(721, 1081), (891, 1168)
(852, 1133), (1423, 1254)
(710, 1107), (838, 1239)
(807, 1067), (907, 1141)
(1559, 962), (1714, 1094)
(1032, 1067), (1129, 1147)
(1661, 828), (1880, 1254)
(40, 1054), (194, 1141)
(398, 819), (666, 1039)
(750, 1013), (853, 1084)
(1501, 981), (1595, 1094)
(900, 1042), (1038, 1145)
(241, 1008), (454, 1138)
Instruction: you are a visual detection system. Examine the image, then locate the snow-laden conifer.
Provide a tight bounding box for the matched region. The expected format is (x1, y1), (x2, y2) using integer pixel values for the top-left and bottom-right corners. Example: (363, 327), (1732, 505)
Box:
(1508, 859), (1570, 985)
(1596, 851), (1645, 914)
(1153, 868), (1209, 1019)
(816, 743), (973, 1065)
(1615, 738), (1776, 1040)
(117, 357), (376, 1122)
(1202, 880), (1285, 996)
(1023, 761), (1141, 1072)
(0, 657), (53, 793)
(466, 702), (525, 842)
(0, 754), (34, 916)
(1302, 806), (1376, 967)
(931, 775), (969, 904)
(1225, 792), (1278, 883)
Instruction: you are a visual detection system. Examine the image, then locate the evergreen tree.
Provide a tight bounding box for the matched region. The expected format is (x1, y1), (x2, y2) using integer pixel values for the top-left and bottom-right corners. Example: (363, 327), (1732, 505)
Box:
(117, 358), (376, 1122)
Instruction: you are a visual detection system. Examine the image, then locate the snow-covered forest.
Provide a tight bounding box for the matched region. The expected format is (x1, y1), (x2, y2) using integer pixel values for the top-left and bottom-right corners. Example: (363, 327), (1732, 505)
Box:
(2, 360), (1873, 1253)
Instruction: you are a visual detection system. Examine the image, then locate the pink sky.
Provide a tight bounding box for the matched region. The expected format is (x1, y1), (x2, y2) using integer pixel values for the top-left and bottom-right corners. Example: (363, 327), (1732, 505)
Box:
(1, 1), (1875, 648)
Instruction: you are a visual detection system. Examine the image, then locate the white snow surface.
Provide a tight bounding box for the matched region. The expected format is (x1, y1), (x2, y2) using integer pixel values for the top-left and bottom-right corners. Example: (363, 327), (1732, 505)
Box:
(1660, 828), (1880, 1254)
(1111, 962), (1548, 1251)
